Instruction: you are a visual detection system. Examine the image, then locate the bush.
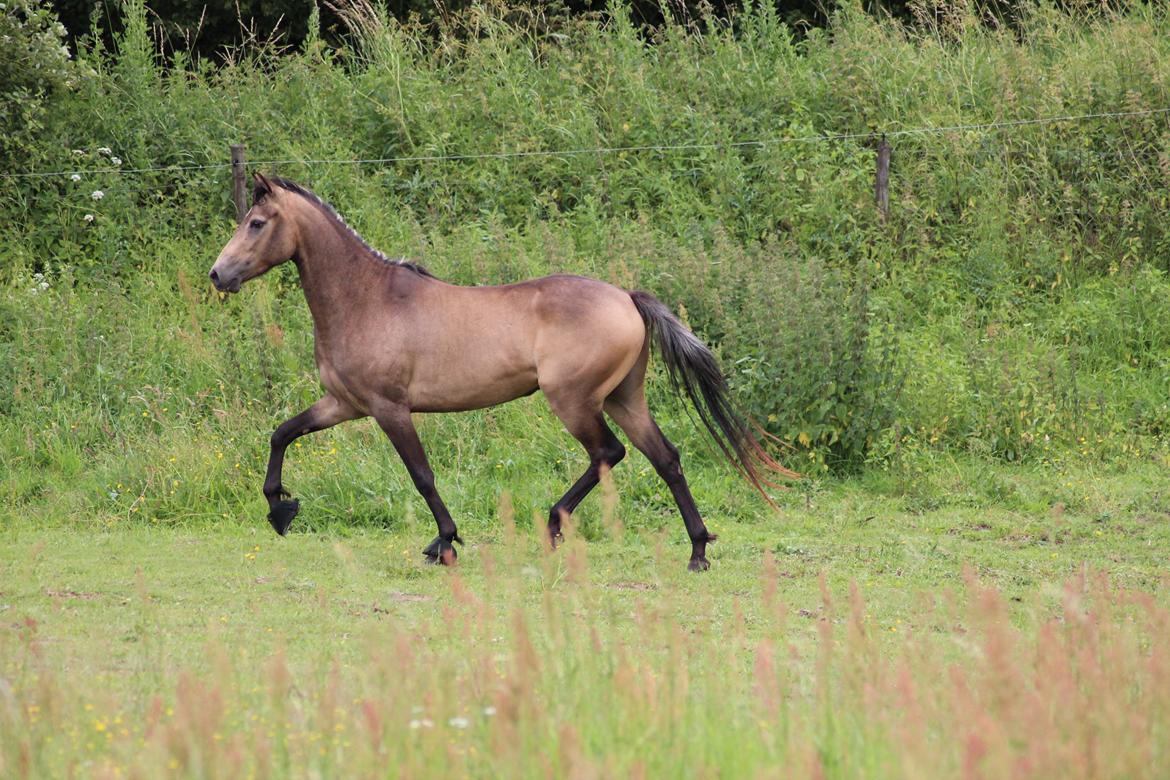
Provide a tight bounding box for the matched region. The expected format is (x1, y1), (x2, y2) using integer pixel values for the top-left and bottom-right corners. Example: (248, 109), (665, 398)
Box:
(2, 0), (1169, 509)
(0, 0), (76, 170)
(703, 244), (903, 473)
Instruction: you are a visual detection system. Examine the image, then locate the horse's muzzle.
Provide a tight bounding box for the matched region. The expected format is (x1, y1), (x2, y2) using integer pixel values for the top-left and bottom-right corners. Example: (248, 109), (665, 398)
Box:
(209, 268), (242, 293)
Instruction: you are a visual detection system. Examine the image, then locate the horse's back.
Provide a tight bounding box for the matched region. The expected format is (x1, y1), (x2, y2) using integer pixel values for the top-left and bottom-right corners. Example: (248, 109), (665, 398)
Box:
(391, 273), (641, 411)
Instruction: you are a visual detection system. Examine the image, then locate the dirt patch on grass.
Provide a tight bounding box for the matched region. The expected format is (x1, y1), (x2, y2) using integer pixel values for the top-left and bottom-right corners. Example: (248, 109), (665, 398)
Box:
(370, 592), (434, 614)
(607, 582), (656, 591)
(45, 589), (100, 600)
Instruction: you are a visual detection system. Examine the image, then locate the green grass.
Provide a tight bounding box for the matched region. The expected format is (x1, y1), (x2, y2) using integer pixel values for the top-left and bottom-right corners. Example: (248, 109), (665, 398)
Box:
(4, 1), (1170, 775)
(2, 457), (1168, 776)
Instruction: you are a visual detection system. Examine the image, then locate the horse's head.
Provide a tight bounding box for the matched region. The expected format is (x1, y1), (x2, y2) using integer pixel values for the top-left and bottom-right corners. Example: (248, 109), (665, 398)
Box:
(209, 172), (299, 293)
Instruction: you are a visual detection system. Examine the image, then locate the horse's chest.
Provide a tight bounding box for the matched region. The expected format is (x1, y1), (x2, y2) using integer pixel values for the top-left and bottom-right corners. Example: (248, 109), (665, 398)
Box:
(314, 358), (360, 410)
(314, 333), (409, 411)
(314, 343), (380, 413)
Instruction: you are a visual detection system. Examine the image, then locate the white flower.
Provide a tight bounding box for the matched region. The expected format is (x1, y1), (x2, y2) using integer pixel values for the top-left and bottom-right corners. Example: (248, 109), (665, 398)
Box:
(97, 147), (112, 155)
(110, 157), (121, 166)
(483, 706), (497, 717)
(72, 149), (84, 156)
(408, 719), (433, 730)
(33, 273), (43, 280)
(38, 281), (49, 291)
(70, 173), (81, 182)
(83, 214), (94, 223)
(91, 190), (104, 200)
(448, 717), (469, 729)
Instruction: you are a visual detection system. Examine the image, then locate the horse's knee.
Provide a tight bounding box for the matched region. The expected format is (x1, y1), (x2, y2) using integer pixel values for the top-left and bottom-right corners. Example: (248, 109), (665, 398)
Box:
(271, 419), (305, 450)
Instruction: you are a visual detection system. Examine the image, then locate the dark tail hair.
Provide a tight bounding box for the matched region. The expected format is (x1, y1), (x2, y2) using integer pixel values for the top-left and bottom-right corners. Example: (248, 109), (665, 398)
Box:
(629, 291), (800, 501)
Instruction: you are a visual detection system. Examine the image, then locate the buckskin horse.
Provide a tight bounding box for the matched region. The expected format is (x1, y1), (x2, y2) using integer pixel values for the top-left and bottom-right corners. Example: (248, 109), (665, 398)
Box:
(209, 173), (796, 571)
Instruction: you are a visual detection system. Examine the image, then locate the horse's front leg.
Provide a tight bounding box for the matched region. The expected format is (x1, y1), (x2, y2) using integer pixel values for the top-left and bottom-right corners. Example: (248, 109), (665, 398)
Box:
(263, 394), (360, 535)
(372, 403), (461, 565)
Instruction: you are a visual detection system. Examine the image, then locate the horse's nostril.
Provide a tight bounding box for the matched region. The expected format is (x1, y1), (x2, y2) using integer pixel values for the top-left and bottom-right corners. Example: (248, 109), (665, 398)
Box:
(209, 269), (219, 283)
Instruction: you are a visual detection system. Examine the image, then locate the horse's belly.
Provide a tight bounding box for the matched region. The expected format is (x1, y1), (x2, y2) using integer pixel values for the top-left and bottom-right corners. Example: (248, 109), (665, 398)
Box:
(407, 365), (539, 412)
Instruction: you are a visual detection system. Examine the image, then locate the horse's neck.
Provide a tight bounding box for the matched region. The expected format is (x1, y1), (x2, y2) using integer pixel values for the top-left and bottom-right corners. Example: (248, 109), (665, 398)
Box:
(294, 218), (380, 341)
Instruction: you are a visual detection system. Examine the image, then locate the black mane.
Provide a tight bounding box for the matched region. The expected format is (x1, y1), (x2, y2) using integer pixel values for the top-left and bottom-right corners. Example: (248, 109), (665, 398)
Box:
(255, 176), (434, 279)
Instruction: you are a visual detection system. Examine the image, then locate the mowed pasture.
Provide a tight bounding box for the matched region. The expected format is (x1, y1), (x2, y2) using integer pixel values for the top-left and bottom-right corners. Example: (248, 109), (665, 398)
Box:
(3, 0), (1170, 776)
(3, 459), (1169, 777)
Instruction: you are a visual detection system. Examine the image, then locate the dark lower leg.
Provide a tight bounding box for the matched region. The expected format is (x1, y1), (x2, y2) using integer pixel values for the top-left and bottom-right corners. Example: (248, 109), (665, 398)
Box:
(374, 406), (460, 564)
(620, 415), (714, 570)
(263, 395), (355, 535)
(548, 421), (625, 544)
(663, 469), (716, 571)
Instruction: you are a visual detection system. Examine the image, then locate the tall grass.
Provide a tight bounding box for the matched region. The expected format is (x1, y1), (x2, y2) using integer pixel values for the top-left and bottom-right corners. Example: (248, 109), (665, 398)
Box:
(1, 526), (1165, 777)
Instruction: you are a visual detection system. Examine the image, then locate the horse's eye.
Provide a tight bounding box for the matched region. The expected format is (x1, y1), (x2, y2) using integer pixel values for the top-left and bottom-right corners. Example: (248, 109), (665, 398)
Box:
(249, 219), (266, 230)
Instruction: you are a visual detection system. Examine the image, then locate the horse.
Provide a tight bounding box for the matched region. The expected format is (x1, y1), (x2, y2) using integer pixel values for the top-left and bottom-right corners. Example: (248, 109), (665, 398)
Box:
(209, 172), (797, 571)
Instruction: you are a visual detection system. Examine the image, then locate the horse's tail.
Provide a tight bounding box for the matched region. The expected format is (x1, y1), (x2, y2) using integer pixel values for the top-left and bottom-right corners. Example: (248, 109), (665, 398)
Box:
(629, 291), (800, 502)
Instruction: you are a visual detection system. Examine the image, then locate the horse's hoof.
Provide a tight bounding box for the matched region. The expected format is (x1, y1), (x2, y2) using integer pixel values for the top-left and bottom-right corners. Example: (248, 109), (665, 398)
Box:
(687, 556), (711, 572)
(268, 499), (299, 536)
(422, 535), (459, 566)
(548, 530), (565, 550)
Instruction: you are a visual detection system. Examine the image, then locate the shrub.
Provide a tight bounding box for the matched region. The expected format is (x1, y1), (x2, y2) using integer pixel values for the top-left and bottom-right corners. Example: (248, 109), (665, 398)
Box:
(0, 0), (77, 170)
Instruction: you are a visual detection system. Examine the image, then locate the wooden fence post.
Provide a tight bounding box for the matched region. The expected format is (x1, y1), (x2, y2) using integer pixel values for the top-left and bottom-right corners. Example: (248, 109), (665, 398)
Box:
(874, 134), (890, 222)
(230, 144), (247, 224)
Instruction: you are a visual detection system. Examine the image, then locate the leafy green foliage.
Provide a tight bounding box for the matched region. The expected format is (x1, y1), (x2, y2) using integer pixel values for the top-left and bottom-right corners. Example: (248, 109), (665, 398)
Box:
(0, 0), (78, 170)
(2, 0), (1169, 528)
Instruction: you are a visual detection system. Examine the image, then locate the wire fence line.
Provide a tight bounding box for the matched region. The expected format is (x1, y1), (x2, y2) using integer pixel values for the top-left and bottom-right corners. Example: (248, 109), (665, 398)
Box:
(4, 106), (1170, 181)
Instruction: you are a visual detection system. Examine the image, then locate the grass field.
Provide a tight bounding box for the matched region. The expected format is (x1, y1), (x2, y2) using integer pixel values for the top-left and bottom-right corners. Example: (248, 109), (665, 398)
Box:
(3, 455), (1168, 777)
(4, 0), (1170, 775)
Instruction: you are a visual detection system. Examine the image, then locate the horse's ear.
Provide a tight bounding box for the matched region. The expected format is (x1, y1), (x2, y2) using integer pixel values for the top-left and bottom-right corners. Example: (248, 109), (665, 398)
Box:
(252, 171), (274, 204)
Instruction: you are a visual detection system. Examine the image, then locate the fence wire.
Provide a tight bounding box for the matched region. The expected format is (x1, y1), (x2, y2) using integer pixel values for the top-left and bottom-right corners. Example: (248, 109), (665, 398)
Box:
(4, 106), (1169, 180)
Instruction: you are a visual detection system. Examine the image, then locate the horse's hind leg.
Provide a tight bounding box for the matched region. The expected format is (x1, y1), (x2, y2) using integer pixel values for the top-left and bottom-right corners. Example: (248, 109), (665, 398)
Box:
(604, 386), (715, 572)
(263, 394), (360, 535)
(545, 394), (626, 546)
